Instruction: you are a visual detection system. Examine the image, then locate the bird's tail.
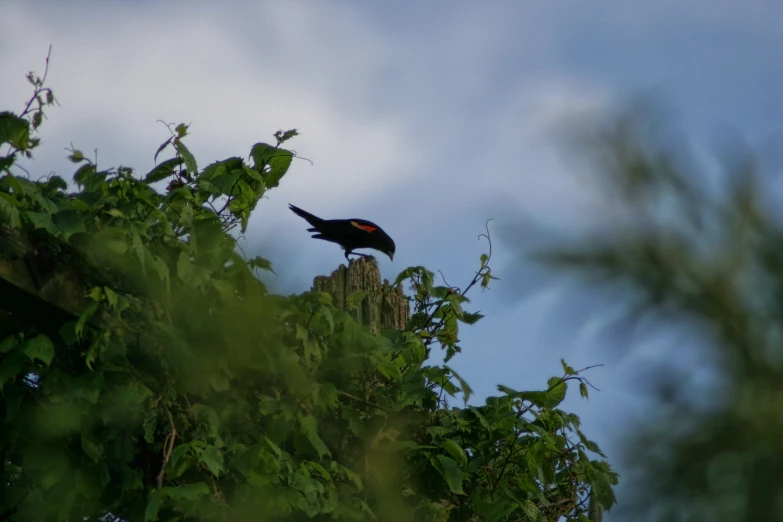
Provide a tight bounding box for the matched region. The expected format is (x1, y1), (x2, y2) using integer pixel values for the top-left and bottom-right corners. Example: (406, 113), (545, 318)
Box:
(288, 204), (325, 230)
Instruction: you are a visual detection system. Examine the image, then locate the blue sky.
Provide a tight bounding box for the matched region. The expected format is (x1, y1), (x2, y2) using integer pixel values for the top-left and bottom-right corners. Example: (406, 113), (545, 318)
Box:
(2, 0), (781, 516)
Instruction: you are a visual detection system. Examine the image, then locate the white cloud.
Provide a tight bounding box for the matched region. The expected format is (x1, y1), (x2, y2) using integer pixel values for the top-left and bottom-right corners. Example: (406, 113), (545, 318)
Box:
(0, 1), (623, 227)
(0, 1), (418, 202)
(482, 76), (612, 223)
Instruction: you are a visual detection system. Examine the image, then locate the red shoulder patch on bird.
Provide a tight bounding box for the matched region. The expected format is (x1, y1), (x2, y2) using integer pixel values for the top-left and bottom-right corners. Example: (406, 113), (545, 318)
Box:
(351, 221), (377, 233)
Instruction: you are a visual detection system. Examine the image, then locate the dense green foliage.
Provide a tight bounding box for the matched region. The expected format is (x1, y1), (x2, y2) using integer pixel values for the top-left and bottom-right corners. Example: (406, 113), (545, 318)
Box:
(539, 103), (783, 520)
(0, 61), (616, 521)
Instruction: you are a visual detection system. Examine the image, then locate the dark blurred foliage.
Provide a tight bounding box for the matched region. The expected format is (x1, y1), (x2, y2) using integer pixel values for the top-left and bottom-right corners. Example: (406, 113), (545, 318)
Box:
(535, 98), (783, 521)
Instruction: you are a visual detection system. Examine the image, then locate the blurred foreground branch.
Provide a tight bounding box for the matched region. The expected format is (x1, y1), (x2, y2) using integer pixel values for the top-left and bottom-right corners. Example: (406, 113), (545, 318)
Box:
(537, 100), (783, 521)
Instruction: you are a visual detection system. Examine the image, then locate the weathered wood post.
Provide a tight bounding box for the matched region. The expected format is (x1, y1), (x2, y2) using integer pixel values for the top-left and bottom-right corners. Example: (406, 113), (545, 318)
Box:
(311, 257), (408, 333)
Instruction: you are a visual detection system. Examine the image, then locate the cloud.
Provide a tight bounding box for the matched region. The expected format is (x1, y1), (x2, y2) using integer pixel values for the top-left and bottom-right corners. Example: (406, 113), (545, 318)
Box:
(0, 1), (418, 203)
(2, 0), (624, 290)
(1, 0), (621, 235)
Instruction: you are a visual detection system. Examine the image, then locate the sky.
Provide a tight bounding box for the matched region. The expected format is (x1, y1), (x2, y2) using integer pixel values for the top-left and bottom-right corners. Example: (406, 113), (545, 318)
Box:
(2, 0), (782, 517)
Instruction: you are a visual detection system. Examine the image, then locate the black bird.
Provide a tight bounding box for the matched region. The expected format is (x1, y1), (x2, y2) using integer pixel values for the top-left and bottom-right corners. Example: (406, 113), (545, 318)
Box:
(289, 204), (395, 261)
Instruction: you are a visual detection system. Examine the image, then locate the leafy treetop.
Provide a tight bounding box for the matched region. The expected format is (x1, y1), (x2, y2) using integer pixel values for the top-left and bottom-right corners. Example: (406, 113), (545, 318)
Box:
(0, 54), (617, 522)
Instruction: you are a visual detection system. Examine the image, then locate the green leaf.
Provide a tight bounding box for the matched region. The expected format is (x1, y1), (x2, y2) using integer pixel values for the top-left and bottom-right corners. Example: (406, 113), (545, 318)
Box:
(497, 384), (547, 407)
(242, 165), (264, 183)
(0, 335), (19, 355)
(316, 305), (335, 335)
(0, 154), (15, 173)
(441, 438), (467, 468)
(119, 381), (153, 404)
(316, 292), (333, 306)
(0, 350), (26, 390)
(299, 414), (331, 459)
(58, 322), (78, 347)
(168, 443), (191, 473)
(394, 266), (434, 287)
(545, 376), (567, 408)
(103, 286), (119, 310)
(580, 381), (588, 399)
(445, 365), (473, 405)
(174, 138), (198, 177)
(468, 407), (491, 431)
(459, 311), (485, 325)
(0, 193), (21, 227)
(430, 455), (466, 495)
(264, 437), (283, 458)
(561, 358), (577, 375)
(153, 137), (173, 163)
(305, 460), (333, 482)
(85, 334), (102, 370)
(143, 414), (157, 444)
(144, 490), (161, 521)
(401, 331), (426, 364)
(74, 163), (102, 190)
(275, 128), (299, 144)
(249, 143), (276, 169)
(144, 157), (184, 184)
(177, 252), (192, 283)
(198, 444), (223, 477)
(178, 204), (194, 228)
(192, 403), (220, 438)
(25, 211), (58, 234)
(91, 227), (128, 255)
(22, 334), (54, 366)
(89, 286), (104, 302)
(590, 468), (618, 510)
(478, 500), (519, 522)
(577, 430), (606, 458)
(53, 209), (86, 240)
(81, 433), (104, 462)
(482, 272), (492, 288)
(151, 255), (170, 286)
(248, 255), (274, 273)
(75, 300), (98, 340)
(161, 482), (209, 502)
(68, 149), (84, 163)
(249, 143), (293, 188)
(2, 172), (24, 195)
(236, 179), (255, 203)
(346, 290), (369, 311)
(0, 112), (29, 148)
(266, 150), (293, 188)
(199, 158), (230, 183)
(45, 176), (68, 192)
(520, 499), (540, 519)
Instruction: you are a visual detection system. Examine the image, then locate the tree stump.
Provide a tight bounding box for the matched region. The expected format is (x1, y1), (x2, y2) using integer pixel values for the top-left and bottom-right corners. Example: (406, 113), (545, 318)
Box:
(311, 257), (409, 333)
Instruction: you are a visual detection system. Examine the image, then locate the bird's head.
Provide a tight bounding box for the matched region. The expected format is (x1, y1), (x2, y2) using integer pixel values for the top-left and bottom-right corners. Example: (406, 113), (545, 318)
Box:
(382, 236), (395, 261)
(375, 231), (395, 261)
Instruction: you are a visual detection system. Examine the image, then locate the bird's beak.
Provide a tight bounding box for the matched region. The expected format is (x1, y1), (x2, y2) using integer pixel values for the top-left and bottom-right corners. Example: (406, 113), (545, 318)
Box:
(389, 253), (394, 261)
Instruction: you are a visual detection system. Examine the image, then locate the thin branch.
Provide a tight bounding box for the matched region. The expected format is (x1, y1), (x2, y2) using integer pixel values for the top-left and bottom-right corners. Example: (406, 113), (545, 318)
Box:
(156, 407), (178, 489)
(438, 270), (458, 291)
(338, 391), (391, 413)
(19, 45), (54, 119)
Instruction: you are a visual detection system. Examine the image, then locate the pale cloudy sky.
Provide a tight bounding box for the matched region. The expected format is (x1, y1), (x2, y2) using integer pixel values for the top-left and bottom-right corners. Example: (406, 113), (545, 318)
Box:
(2, 1), (782, 516)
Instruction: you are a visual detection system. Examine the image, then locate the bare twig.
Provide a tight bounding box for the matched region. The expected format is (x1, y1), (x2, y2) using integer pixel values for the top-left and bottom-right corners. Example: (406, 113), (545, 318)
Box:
(338, 391), (391, 413)
(19, 45), (55, 120)
(156, 407), (178, 489)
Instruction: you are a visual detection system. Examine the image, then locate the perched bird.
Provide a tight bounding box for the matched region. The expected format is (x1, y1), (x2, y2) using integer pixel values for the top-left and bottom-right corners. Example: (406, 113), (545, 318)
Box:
(289, 204), (396, 261)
